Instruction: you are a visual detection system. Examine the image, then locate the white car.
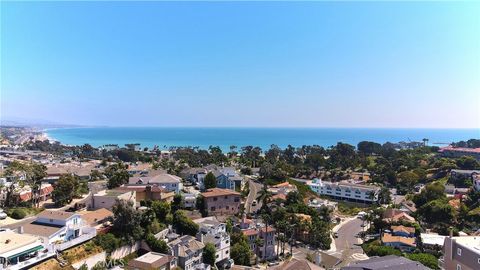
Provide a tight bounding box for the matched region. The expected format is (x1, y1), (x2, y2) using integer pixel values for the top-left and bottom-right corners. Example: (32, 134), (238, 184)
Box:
(0, 209), (7, 220)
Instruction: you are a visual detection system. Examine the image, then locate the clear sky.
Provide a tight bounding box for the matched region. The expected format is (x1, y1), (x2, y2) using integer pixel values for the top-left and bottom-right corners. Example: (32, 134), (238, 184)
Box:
(1, 1), (479, 128)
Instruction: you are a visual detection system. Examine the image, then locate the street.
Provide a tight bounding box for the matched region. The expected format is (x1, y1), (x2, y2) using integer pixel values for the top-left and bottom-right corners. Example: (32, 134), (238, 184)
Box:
(245, 178), (263, 214)
(333, 217), (369, 266)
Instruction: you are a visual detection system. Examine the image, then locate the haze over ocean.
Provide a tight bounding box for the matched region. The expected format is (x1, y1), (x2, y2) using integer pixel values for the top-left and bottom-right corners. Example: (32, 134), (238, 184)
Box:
(46, 127), (480, 151)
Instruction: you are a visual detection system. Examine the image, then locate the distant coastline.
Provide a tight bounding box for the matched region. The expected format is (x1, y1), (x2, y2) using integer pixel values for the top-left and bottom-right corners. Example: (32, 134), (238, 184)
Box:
(44, 127), (480, 151)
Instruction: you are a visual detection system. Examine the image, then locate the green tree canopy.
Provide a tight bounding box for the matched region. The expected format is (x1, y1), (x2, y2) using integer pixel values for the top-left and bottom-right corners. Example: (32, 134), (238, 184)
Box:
(204, 172), (217, 189)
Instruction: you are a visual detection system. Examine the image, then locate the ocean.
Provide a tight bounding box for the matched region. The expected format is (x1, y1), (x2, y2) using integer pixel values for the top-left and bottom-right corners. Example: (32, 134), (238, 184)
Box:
(45, 127), (480, 151)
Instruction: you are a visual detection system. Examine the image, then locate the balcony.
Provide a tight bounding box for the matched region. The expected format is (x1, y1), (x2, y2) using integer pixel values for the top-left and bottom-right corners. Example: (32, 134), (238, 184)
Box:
(55, 227), (97, 251)
(1, 249), (56, 270)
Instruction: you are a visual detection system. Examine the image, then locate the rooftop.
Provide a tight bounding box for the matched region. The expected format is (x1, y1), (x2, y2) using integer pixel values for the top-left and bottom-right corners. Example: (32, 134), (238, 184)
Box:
(201, 188), (240, 198)
(341, 255), (430, 270)
(37, 210), (77, 220)
(0, 230), (40, 255)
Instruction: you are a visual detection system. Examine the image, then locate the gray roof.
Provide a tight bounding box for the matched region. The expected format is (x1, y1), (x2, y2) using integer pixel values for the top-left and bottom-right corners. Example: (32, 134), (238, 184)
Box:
(341, 255), (431, 270)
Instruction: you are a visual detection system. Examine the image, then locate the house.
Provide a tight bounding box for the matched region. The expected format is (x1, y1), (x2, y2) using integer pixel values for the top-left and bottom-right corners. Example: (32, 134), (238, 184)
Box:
(181, 168), (207, 189)
(128, 173), (182, 193)
(272, 258), (322, 270)
(308, 199), (338, 212)
(168, 235), (208, 270)
(89, 190), (136, 210)
(307, 178), (380, 203)
(115, 185), (175, 203)
(211, 167), (244, 191)
(268, 182), (297, 195)
(81, 208), (113, 228)
(126, 252), (177, 270)
(383, 209), (416, 223)
(237, 215), (276, 261)
(183, 193), (197, 209)
(442, 236), (480, 270)
(439, 146), (480, 160)
(313, 251), (342, 270)
(381, 233), (416, 252)
(399, 200), (417, 214)
(391, 225), (415, 238)
(22, 210), (96, 251)
(201, 188), (241, 216)
(194, 217), (232, 266)
(0, 229), (55, 270)
(420, 233), (446, 249)
(341, 255), (430, 270)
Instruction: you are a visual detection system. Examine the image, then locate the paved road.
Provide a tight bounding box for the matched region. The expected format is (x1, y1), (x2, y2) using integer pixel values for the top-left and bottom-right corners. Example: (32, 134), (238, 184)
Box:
(333, 218), (368, 266)
(245, 179), (263, 213)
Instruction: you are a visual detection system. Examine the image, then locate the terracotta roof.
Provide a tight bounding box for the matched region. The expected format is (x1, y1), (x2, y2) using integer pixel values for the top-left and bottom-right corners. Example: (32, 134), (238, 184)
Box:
(201, 188), (240, 198)
(382, 233), (416, 247)
(391, 225), (415, 234)
(439, 146), (480, 153)
(272, 182), (292, 188)
(242, 229), (258, 236)
(37, 210), (76, 220)
(272, 194), (287, 201)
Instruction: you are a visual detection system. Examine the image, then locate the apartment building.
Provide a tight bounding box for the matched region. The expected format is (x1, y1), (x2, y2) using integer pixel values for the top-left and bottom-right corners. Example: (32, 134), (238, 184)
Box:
(307, 178), (380, 203)
(443, 236), (480, 270)
(201, 188), (241, 216)
(194, 217), (232, 266)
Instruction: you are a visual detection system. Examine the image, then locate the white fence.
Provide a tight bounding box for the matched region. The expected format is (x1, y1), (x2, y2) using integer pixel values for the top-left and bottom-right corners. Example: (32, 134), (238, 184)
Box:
(110, 241), (141, 259)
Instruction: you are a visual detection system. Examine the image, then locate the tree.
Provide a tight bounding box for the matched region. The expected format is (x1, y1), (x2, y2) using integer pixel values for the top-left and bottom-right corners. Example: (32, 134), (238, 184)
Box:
(173, 210), (199, 236)
(204, 172), (217, 189)
(396, 171), (420, 191)
(231, 242), (252, 266)
(256, 184), (273, 211)
(146, 233), (170, 253)
(378, 187), (392, 204)
(112, 200), (144, 241)
(417, 199), (455, 224)
(407, 253), (439, 270)
(106, 163), (129, 189)
(456, 156), (480, 170)
(152, 200), (171, 221)
(172, 194), (183, 212)
(203, 243), (217, 266)
(52, 174), (80, 207)
(94, 233), (121, 253)
(413, 182), (446, 208)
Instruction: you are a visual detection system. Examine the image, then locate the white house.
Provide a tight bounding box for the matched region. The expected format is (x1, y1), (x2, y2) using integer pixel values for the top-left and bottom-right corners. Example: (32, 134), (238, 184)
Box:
(23, 210), (96, 251)
(168, 235), (207, 270)
(307, 178), (380, 203)
(128, 173), (182, 193)
(0, 229), (55, 270)
(194, 217), (232, 266)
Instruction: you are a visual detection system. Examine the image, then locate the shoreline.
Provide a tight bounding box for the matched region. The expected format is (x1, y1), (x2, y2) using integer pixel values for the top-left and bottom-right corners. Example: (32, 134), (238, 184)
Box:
(41, 127), (479, 151)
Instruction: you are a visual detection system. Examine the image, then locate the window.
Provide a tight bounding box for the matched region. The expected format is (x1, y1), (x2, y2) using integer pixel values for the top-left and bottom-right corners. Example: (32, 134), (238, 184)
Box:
(211, 207), (216, 211)
(213, 197), (218, 201)
(226, 206), (229, 210)
(234, 197), (240, 202)
(224, 196), (228, 199)
(457, 248), (462, 256)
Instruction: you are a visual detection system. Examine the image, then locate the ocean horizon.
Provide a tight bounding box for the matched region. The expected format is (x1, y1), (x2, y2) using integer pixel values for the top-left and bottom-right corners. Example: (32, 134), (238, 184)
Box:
(44, 127), (480, 151)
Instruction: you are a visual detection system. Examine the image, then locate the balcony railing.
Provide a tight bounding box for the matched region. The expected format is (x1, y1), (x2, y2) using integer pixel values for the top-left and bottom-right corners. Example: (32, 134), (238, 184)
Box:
(55, 227), (97, 251)
(1, 250), (56, 270)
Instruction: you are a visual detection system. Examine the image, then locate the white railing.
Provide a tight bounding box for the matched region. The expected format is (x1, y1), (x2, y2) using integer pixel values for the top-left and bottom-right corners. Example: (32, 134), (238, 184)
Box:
(2, 250), (56, 270)
(55, 228), (97, 251)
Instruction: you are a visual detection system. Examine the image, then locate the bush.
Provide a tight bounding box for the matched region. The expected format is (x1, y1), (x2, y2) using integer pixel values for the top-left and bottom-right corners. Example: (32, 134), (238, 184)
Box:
(94, 233), (121, 253)
(407, 253), (439, 270)
(10, 209), (27, 219)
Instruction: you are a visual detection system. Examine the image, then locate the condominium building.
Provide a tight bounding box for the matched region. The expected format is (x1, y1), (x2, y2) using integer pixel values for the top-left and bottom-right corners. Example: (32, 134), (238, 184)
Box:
(443, 236), (480, 270)
(307, 178), (380, 203)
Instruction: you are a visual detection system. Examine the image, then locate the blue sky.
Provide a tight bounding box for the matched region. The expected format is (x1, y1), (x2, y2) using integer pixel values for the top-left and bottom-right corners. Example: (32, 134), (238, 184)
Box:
(1, 1), (479, 128)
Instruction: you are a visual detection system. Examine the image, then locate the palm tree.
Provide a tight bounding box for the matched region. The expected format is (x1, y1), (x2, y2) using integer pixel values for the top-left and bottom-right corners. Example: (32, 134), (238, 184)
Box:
(422, 138), (429, 147)
(256, 184), (273, 211)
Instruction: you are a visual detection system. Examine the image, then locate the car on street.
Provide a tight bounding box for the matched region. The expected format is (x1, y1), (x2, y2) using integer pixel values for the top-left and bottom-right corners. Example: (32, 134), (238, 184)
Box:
(333, 232), (339, 238)
(0, 209), (7, 220)
(252, 200), (257, 206)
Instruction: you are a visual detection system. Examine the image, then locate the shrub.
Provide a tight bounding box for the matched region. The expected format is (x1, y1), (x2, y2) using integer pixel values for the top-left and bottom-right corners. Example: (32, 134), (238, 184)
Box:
(10, 209), (27, 219)
(407, 253), (439, 270)
(94, 233), (121, 253)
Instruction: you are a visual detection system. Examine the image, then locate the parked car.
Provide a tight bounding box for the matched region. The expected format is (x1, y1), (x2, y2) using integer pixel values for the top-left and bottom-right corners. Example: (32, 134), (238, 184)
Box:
(0, 209), (7, 220)
(252, 200), (257, 206)
(333, 232), (339, 238)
